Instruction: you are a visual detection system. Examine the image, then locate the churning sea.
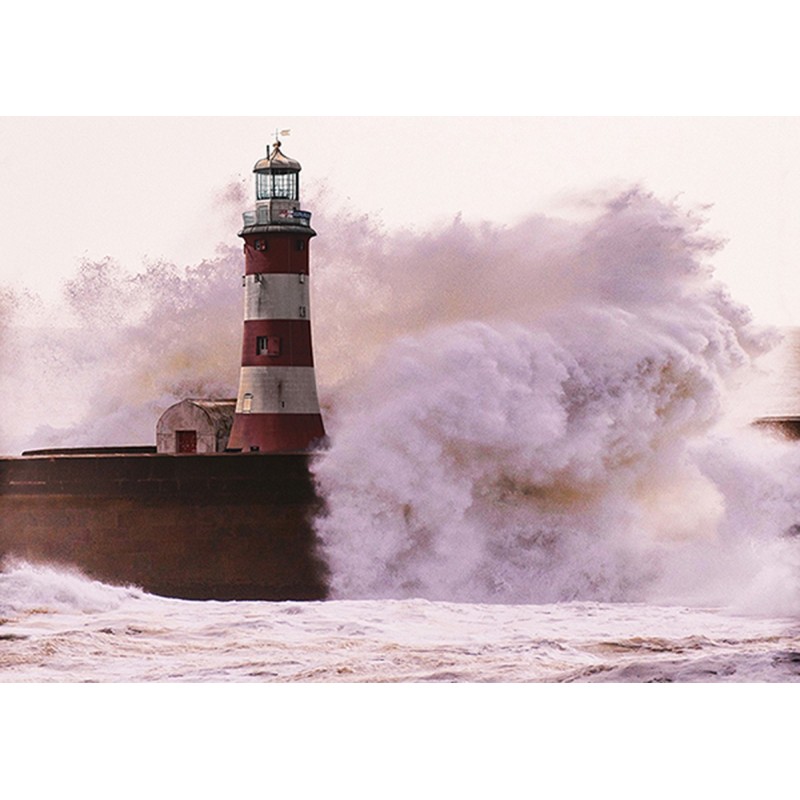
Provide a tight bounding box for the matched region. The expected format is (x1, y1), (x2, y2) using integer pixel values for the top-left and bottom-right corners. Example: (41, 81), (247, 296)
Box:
(0, 560), (798, 683)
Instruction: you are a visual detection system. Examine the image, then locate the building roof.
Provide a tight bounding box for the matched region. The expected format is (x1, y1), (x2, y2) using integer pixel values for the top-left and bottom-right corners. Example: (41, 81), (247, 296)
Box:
(183, 399), (236, 428)
(157, 399), (236, 433)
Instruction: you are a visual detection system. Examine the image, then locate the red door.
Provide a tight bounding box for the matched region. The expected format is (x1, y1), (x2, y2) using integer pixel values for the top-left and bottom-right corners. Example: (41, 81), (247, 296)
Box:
(176, 430), (197, 453)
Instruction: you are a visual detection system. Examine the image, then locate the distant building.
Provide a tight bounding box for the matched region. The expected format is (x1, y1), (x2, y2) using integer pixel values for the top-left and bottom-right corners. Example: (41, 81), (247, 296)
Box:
(156, 399), (236, 454)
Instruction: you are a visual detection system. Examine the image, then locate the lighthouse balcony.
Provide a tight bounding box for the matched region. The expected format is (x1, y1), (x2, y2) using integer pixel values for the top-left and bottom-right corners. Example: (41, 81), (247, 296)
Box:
(243, 206), (312, 228)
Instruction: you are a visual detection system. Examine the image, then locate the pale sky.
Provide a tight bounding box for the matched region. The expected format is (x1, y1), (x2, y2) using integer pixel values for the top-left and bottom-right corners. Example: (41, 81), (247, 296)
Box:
(1, 116), (799, 326)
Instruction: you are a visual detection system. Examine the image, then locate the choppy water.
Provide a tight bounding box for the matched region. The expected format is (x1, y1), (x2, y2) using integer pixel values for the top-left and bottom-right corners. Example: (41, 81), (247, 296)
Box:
(1, 562), (799, 682)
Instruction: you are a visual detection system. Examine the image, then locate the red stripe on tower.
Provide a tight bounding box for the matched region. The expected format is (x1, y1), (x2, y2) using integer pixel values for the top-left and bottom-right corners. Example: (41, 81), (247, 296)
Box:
(227, 136), (326, 453)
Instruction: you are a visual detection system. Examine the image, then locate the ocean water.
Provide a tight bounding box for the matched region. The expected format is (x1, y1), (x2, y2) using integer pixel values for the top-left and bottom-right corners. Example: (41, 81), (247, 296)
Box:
(1, 561), (799, 682)
(3, 190), (800, 687)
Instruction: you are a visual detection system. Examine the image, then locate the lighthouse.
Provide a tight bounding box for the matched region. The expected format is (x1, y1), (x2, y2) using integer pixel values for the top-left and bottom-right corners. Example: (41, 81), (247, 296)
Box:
(227, 137), (326, 453)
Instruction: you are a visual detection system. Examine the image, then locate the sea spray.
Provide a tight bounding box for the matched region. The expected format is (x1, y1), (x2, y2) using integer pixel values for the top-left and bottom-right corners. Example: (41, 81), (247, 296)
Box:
(684, 429), (800, 615)
(311, 189), (794, 606)
(0, 249), (242, 453)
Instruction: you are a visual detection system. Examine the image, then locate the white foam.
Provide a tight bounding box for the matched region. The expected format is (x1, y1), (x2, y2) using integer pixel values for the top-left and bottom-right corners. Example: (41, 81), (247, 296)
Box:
(312, 189), (800, 609)
(0, 559), (143, 616)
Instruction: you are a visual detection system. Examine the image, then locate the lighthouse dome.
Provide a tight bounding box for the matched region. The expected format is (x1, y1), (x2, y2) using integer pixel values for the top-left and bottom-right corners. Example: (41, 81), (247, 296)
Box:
(253, 144), (301, 174)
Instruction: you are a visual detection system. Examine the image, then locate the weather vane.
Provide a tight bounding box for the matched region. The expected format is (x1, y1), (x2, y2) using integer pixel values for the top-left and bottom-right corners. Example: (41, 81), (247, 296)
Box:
(273, 127), (291, 149)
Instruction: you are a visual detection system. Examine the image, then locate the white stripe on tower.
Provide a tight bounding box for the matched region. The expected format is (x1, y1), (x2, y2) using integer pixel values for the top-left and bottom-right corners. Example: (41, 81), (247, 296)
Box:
(244, 274), (310, 321)
(235, 367), (322, 414)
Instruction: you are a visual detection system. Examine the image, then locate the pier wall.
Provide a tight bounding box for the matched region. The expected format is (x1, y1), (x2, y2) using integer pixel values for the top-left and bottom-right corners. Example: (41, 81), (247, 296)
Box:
(0, 453), (328, 601)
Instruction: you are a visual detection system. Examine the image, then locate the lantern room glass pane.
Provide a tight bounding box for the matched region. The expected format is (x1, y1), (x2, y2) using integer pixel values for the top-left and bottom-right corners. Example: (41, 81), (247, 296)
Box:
(256, 173), (271, 200)
(273, 173), (297, 199)
(256, 172), (298, 201)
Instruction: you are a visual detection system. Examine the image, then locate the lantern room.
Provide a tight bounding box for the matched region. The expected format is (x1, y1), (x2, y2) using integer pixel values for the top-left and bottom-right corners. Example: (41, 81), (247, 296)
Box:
(254, 144), (301, 202)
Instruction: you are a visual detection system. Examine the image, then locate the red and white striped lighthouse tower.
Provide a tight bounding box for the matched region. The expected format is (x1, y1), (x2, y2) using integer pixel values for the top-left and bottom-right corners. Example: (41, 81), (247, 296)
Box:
(227, 135), (326, 453)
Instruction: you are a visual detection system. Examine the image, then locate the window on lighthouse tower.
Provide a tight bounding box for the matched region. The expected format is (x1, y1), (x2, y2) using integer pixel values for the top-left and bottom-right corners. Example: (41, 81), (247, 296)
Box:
(257, 336), (282, 356)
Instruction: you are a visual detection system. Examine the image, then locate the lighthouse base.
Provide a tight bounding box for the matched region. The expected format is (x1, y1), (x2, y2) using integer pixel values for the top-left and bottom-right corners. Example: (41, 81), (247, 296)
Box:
(227, 413), (326, 453)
